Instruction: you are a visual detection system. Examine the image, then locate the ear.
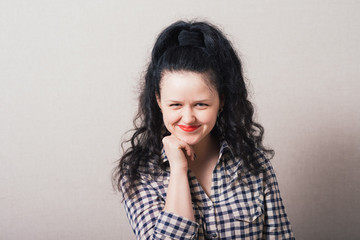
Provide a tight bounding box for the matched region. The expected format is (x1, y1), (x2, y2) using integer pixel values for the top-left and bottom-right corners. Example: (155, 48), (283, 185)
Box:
(155, 93), (161, 109)
(219, 94), (225, 109)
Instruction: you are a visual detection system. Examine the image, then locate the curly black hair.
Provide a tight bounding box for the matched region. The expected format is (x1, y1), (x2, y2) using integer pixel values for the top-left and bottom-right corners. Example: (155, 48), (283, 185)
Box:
(112, 20), (274, 198)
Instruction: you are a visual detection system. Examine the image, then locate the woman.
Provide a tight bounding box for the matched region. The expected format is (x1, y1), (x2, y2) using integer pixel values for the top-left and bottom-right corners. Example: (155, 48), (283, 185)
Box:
(113, 20), (294, 239)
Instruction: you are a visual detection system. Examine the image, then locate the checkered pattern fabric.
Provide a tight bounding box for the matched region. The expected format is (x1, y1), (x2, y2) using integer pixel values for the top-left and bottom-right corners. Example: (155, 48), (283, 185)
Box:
(122, 141), (294, 239)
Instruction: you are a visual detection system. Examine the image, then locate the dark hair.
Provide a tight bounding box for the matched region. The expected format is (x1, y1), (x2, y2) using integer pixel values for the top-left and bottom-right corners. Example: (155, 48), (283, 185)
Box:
(112, 20), (274, 198)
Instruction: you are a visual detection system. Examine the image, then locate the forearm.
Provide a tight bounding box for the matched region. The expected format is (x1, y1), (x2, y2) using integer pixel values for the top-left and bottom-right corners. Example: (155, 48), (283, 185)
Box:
(163, 168), (195, 221)
(123, 176), (198, 240)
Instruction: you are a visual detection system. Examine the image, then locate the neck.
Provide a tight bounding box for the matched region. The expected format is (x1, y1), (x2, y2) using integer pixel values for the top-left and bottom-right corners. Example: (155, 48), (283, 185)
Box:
(191, 135), (219, 165)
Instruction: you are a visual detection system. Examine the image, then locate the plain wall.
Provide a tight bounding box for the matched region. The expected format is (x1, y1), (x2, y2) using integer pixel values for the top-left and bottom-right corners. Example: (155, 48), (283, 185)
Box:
(1, 0), (359, 239)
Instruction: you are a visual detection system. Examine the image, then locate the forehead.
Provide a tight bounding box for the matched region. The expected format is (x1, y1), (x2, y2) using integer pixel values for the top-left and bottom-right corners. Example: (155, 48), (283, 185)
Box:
(160, 70), (218, 95)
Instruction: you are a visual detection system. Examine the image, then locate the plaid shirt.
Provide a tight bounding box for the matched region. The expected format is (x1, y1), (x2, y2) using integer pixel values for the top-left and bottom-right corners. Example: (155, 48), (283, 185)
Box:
(122, 141), (294, 239)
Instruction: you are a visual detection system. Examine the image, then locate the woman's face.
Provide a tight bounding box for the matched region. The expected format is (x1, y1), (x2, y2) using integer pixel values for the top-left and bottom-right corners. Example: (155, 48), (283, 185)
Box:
(157, 70), (223, 147)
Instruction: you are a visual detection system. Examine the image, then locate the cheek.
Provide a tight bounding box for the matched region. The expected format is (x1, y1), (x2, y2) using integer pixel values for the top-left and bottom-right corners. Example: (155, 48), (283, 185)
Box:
(162, 110), (180, 127)
(198, 110), (218, 124)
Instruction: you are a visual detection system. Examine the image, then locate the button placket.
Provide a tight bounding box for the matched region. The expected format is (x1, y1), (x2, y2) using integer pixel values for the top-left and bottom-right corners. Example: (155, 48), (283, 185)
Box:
(205, 203), (219, 239)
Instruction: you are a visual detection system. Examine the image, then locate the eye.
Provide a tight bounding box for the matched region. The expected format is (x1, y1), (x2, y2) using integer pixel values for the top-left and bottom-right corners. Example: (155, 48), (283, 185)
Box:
(169, 103), (181, 107)
(196, 103), (208, 107)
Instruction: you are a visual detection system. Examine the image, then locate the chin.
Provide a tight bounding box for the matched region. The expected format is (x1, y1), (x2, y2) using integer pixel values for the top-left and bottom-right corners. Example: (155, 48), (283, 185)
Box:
(176, 134), (203, 146)
(184, 140), (200, 147)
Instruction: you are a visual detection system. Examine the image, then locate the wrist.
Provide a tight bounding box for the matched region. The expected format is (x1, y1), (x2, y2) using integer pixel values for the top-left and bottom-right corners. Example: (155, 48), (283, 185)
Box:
(170, 167), (188, 177)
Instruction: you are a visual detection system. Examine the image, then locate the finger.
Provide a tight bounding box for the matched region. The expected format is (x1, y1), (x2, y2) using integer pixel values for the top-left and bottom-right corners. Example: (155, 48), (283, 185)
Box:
(184, 144), (194, 161)
(170, 135), (195, 161)
(174, 141), (192, 161)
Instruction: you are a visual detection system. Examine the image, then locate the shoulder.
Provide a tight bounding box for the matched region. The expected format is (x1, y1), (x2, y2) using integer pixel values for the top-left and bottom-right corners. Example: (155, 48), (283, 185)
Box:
(254, 150), (279, 190)
(120, 159), (170, 200)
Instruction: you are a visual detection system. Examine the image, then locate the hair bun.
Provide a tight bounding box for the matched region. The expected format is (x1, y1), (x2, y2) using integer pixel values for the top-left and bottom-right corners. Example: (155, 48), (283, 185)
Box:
(178, 30), (204, 47)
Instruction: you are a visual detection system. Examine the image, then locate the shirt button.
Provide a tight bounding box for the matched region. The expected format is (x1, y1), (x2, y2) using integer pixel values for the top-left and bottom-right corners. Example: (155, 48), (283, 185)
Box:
(211, 233), (217, 238)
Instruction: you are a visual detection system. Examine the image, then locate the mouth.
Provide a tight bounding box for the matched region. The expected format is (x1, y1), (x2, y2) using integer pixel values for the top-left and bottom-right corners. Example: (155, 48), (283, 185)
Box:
(178, 125), (201, 132)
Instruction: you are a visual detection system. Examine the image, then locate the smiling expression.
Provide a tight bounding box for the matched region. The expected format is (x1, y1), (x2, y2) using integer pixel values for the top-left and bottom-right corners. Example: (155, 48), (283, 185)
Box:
(157, 71), (223, 147)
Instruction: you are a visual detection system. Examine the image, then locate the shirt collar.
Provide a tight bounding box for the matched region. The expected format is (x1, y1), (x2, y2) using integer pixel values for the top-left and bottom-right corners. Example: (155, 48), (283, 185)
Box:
(160, 140), (244, 180)
(217, 140), (243, 177)
(218, 139), (231, 160)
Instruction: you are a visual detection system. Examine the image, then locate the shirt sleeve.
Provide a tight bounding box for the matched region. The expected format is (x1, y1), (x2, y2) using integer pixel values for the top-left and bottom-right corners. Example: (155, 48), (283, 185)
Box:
(121, 178), (199, 239)
(262, 162), (295, 239)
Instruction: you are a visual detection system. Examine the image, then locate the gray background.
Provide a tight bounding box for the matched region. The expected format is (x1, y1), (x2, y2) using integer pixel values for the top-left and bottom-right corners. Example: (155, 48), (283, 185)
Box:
(1, 0), (359, 239)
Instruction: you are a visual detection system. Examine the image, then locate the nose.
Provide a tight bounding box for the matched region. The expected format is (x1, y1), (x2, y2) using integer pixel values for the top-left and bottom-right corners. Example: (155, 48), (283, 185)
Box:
(182, 106), (195, 124)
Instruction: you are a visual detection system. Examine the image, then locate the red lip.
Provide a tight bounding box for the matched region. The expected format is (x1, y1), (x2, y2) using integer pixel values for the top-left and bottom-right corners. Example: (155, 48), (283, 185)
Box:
(178, 125), (200, 132)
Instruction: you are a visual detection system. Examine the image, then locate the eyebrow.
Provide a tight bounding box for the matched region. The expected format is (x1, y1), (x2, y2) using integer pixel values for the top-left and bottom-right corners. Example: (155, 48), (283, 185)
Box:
(165, 99), (213, 102)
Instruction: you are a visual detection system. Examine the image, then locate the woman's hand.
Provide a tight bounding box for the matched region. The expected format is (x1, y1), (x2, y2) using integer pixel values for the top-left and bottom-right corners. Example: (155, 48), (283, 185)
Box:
(162, 135), (195, 171)
(162, 135), (196, 221)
